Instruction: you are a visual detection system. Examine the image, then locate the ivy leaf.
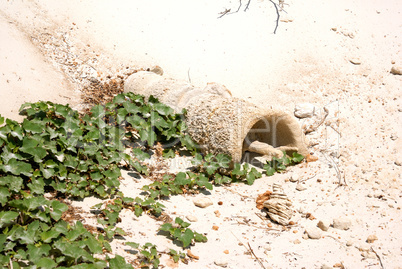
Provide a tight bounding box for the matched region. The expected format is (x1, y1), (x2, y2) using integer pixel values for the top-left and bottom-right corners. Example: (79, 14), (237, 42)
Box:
(0, 211), (19, 228)
(22, 119), (45, 134)
(194, 232), (208, 243)
(0, 115), (4, 126)
(153, 103), (174, 116)
(2, 159), (32, 176)
(264, 164), (276, 176)
(245, 173), (256, 185)
(0, 175), (23, 192)
(215, 153), (231, 168)
(291, 152), (305, 164)
(108, 255), (133, 269)
(179, 228), (194, 248)
(0, 187), (10, 206)
(174, 172), (191, 186)
(50, 200), (69, 221)
(36, 257), (57, 269)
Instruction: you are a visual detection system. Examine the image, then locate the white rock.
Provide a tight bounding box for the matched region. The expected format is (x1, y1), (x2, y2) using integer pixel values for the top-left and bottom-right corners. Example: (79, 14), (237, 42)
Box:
(186, 215), (198, 222)
(294, 103), (316, 118)
(289, 173), (300, 183)
(346, 240), (354, 247)
(333, 217), (352, 230)
(317, 219), (331, 231)
(390, 65), (402, 75)
(214, 258), (228, 267)
(321, 264), (332, 269)
(193, 197), (213, 208)
(362, 252), (377, 259)
(296, 183), (307, 191)
(357, 242), (371, 252)
(305, 225), (322, 239)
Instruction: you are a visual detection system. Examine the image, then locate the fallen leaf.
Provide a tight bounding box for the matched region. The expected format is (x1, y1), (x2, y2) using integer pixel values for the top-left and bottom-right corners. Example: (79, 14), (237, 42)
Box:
(256, 190), (272, 209)
(187, 250), (199, 260)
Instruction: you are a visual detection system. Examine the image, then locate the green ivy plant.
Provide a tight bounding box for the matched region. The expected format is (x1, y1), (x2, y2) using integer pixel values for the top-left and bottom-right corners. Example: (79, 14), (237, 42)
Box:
(159, 217), (207, 248)
(0, 91), (304, 268)
(125, 242), (160, 268)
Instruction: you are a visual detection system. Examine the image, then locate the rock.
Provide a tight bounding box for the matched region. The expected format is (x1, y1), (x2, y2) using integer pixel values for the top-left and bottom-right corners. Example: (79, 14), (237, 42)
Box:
(289, 173), (300, 183)
(366, 234), (378, 243)
(305, 225), (322, 239)
(346, 240), (354, 247)
(186, 215), (198, 222)
(321, 264), (332, 269)
(390, 65), (402, 75)
(294, 103), (315, 118)
(333, 217), (352, 230)
(296, 183), (307, 191)
(193, 197), (213, 208)
(361, 251), (377, 259)
(293, 239), (301, 244)
(357, 242), (371, 252)
(349, 58), (361, 65)
(317, 219), (331, 231)
(214, 258), (228, 267)
(150, 65), (164, 75)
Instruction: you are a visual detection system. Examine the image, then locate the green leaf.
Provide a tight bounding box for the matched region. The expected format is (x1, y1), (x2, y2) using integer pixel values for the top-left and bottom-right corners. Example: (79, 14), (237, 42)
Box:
(194, 232), (208, 243)
(264, 164), (276, 176)
(215, 153), (231, 168)
(246, 173), (256, 185)
(22, 119), (45, 134)
(28, 177), (45, 194)
(108, 255), (133, 269)
(26, 244), (51, 264)
(180, 228), (194, 248)
(0, 211), (18, 228)
(125, 242), (140, 249)
(154, 103), (174, 116)
(36, 257), (57, 269)
(0, 175), (23, 192)
(0, 187), (10, 206)
(50, 200), (69, 221)
(41, 230), (61, 243)
(0, 115), (4, 126)
(2, 159), (32, 176)
(174, 172), (191, 186)
(291, 152), (305, 163)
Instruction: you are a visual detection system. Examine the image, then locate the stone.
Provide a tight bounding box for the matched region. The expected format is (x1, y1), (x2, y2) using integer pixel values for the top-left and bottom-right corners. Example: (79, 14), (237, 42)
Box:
(317, 219), (331, 231)
(296, 183), (307, 191)
(293, 239), (301, 244)
(186, 215), (198, 222)
(193, 197), (213, 208)
(321, 264), (332, 269)
(305, 225), (322, 239)
(357, 242), (371, 252)
(294, 103), (315, 118)
(366, 234), (378, 243)
(346, 240), (354, 247)
(214, 258), (228, 267)
(361, 252), (377, 259)
(289, 173), (300, 183)
(390, 65), (402, 75)
(333, 217), (352, 230)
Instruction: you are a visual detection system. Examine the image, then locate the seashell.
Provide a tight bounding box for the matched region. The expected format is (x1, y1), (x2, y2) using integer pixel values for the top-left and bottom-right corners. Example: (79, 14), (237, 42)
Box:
(263, 183), (293, 225)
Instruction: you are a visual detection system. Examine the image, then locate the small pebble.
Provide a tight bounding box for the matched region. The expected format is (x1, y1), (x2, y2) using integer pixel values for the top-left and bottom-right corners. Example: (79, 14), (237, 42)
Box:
(296, 183), (307, 191)
(366, 234), (378, 243)
(333, 217), (352, 230)
(214, 258), (229, 267)
(305, 226), (322, 239)
(317, 219), (331, 231)
(346, 240), (354, 247)
(361, 252), (377, 259)
(289, 173), (300, 183)
(193, 197), (213, 208)
(321, 264), (332, 269)
(294, 239), (301, 244)
(390, 65), (402, 75)
(294, 103), (316, 118)
(186, 215), (198, 222)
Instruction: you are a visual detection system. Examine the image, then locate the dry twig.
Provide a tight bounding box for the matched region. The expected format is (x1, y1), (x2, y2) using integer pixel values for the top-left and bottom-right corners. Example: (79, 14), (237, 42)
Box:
(370, 247), (385, 269)
(230, 232), (267, 269)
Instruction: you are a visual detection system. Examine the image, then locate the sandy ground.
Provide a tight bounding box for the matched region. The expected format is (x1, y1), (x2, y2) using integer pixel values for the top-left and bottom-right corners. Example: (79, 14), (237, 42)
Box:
(1, 0), (401, 268)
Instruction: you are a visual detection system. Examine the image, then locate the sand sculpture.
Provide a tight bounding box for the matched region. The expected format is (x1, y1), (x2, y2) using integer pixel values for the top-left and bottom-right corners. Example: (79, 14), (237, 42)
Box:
(124, 71), (308, 163)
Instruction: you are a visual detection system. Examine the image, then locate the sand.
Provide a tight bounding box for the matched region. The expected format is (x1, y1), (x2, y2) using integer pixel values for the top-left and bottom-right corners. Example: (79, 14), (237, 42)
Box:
(1, 0), (401, 268)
